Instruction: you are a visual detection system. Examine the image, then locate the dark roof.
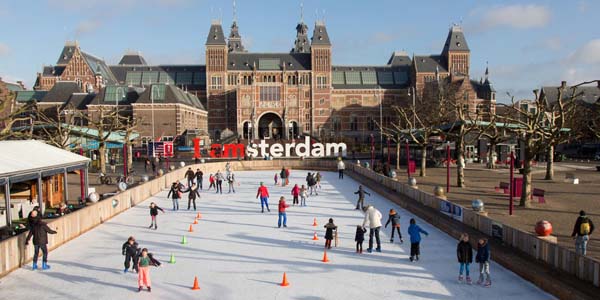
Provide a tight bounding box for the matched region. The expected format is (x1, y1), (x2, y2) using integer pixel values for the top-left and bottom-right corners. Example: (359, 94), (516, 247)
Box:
(227, 53), (311, 71)
(87, 85), (140, 106)
(135, 84), (206, 110)
(292, 22), (310, 53)
(311, 22), (331, 46)
(5, 82), (25, 92)
(15, 91), (48, 102)
(81, 51), (117, 84)
(542, 84), (600, 105)
(471, 79), (495, 100)
(56, 44), (77, 65)
(206, 23), (226, 46)
(63, 93), (96, 110)
(387, 51), (412, 66)
(228, 21), (246, 53)
(331, 65), (410, 89)
(118, 53), (148, 65)
(414, 55), (448, 73)
(40, 81), (82, 103)
(442, 26), (470, 53)
(42, 66), (66, 76)
(109, 65), (206, 88)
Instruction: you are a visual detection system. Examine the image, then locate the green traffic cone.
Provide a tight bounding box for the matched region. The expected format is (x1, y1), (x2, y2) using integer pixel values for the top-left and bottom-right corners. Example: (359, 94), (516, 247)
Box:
(181, 235), (187, 245)
(169, 253), (176, 264)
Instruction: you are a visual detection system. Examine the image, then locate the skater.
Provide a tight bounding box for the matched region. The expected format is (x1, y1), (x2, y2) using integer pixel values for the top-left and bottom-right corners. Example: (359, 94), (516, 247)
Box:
(137, 248), (161, 292)
(144, 158), (150, 172)
(571, 210), (595, 255)
(354, 185), (371, 210)
(280, 167), (287, 187)
(256, 182), (271, 213)
(337, 157), (345, 179)
(291, 184), (300, 206)
(122, 236), (140, 273)
(227, 172), (236, 193)
(110, 156), (116, 173)
(208, 174), (215, 190)
(195, 168), (204, 190)
(151, 159), (156, 174)
(24, 211), (57, 270)
(185, 167), (195, 188)
(457, 233), (473, 284)
(186, 184), (200, 210)
(355, 225), (367, 253)
(476, 238), (492, 287)
(316, 172), (322, 189)
(300, 185), (308, 206)
(307, 172), (318, 196)
(27, 206), (41, 228)
(384, 209), (403, 243)
(148, 202), (164, 229)
(362, 205), (383, 253)
(408, 218), (429, 261)
(215, 170), (224, 194)
(278, 196), (289, 228)
(285, 168), (290, 186)
(324, 218), (338, 249)
(167, 182), (182, 210)
(274, 173), (279, 186)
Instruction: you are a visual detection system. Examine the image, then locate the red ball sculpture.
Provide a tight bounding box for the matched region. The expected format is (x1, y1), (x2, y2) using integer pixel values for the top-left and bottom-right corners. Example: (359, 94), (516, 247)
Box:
(535, 220), (553, 236)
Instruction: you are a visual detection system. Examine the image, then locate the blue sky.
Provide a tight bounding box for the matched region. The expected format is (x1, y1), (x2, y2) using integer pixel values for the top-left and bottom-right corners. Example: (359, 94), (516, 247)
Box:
(0, 0), (598, 102)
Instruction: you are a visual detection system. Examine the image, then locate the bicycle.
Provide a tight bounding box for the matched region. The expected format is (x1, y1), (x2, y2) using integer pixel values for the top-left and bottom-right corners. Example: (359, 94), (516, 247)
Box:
(116, 169), (135, 185)
(98, 172), (113, 185)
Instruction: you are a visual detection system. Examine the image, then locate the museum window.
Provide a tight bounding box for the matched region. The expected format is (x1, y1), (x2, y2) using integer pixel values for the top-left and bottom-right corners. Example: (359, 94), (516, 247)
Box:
(260, 86), (281, 101)
(316, 76), (328, 89)
(242, 75), (253, 85)
(287, 75), (297, 85)
(228, 74), (238, 85)
(319, 98), (325, 105)
(210, 76), (223, 89)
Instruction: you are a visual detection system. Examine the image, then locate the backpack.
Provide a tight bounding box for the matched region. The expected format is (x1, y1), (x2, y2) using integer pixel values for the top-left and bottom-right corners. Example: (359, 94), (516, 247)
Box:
(580, 218), (591, 235)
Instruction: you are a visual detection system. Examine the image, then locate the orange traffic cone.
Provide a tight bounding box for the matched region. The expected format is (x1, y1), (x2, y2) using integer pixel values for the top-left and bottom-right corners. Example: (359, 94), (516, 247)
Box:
(280, 272), (290, 287)
(188, 224), (194, 232)
(191, 276), (201, 290)
(196, 212), (202, 219)
(312, 232), (319, 241)
(322, 250), (330, 263)
(312, 218), (318, 227)
(193, 219), (198, 225)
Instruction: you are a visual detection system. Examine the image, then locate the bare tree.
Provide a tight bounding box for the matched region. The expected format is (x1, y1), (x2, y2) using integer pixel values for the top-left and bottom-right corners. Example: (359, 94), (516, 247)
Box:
(0, 88), (34, 140)
(84, 106), (126, 173)
(476, 114), (510, 169)
(33, 104), (81, 150)
(119, 116), (141, 172)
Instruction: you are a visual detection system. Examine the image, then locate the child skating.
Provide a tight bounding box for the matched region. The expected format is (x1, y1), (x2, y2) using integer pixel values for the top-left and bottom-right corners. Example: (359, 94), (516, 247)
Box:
(208, 174), (215, 190)
(476, 238), (492, 287)
(354, 185), (371, 210)
(186, 184), (200, 210)
(384, 209), (403, 243)
(457, 233), (473, 284)
(256, 182), (271, 213)
(408, 218), (428, 262)
(148, 202), (164, 230)
(227, 172), (236, 193)
(300, 185), (308, 206)
(291, 184), (300, 206)
(274, 173), (279, 186)
(355, 225), (367, 253)
(122, 236), (140, 273)
(137, 248), (161, 292)
(278, 196), (289, 228)
(324, 218), (338, 249)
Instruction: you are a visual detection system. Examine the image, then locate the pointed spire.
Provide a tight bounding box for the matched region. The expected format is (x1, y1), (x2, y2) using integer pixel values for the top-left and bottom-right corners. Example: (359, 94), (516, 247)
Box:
(228, 1), (245, 53)
(233, 0), (237, 23)
(485, 61), (489, 80)
(292, 3), (310, 53)
(300, 1), (304, 23)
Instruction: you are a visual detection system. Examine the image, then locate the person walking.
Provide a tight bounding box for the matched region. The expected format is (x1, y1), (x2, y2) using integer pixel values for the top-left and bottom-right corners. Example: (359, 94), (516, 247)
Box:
(300, 185), (308, 206)
(408, 218), (429, 262)
(278, 196), (290, 228)
(227, 172), (236, 193)
(144, 158), (150, 172)
(215, 171), (224, 194)
(185, 167), (195, 188)
(24, 211), (57, 270)
(337, 158), (345, 179)
(122, 236), (140, 273)
(384, 209), (403, 243)
(324, 218), (338, 249)
(285, 168), (291, 186)
(280, 168), (287, 187)
(148, 202), (164, 229)
(194, 168), (204, 190)
(355, 225), (367, 253)
(208, 174), (215, 190)
(291, 184), (300, 206)
(571, 210), (595, 255)
(316, 172), (322, 189)
(457, 233), (473, 284)
(110, 156), (117, 173)
(167, 182), (182, 211)
(362, 205), (383, 253)
(256, 182), (271, 213)
(186, 184), (200, 210)
(354, 185), (371, 210)
(151, 159), (156, 174)
(476, 238), (492, 287)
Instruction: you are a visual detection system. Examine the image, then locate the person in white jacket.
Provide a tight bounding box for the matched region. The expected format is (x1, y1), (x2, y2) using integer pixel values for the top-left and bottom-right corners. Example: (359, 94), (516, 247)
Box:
(337, 159), (346, 179)
(362, 205), (383, 253)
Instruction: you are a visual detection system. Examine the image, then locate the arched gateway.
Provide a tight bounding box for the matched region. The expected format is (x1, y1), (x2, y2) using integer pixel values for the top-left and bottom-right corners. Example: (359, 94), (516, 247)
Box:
(258, 112), (283, 140)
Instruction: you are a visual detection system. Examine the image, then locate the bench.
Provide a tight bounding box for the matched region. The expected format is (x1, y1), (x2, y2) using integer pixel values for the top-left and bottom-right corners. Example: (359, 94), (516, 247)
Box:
(496, 182), (510, 193)
(532, 188), (545, 203)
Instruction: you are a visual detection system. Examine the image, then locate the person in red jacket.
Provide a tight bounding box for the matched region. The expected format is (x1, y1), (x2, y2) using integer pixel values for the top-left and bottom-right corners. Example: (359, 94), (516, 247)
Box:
(256, 182), (271, 213)
(278, 196), (290, 228)
(291, 184), (300, 206)
(284, 168), (291, 186)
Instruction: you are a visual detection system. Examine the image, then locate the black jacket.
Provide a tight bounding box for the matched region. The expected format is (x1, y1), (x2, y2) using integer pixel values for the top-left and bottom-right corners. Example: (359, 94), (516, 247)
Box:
(122, 241), (139, 256)
(167, 185), (182, 199)
(185, 170), (195, 179)
(25, 220), (57, 246)
(385, 211), (400, 228)
(280, 169), (287, 179)
(475, 241), (490, 263)
(150, 206), (164, 216)
(187, 188), (200, 200)
(195, 170), (203, 179)
(324, 223), (338, 240)
(355, 227), (367, 242)
(354, 188), (371, 199)
(457, 241), (473, 263)
(572, 216), (595, 237)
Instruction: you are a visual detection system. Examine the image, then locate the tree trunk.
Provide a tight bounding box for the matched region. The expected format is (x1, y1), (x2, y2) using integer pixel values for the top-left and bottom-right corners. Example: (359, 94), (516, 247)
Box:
(127, 142), (133, 172)
(520, 142), (533, 208)
(545, 145), (554, 180)
(420, 145), (427, 177)
(456, 138), (465, 188)
(396, 139), (400, 171)
(99, 143), (107, 174)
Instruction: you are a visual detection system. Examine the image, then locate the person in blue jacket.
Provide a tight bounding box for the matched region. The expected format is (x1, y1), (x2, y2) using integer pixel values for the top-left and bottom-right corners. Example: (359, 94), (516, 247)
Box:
(476, 238), (492, 287)
(407, 218), (428, 262)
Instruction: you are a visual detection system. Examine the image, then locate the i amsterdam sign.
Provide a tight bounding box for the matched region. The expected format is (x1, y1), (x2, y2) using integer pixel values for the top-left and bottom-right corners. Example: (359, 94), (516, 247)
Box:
(193, 136), (347, 159)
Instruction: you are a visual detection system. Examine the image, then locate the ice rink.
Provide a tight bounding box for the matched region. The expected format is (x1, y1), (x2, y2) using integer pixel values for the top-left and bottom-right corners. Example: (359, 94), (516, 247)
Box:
(0, 171), (554, 300)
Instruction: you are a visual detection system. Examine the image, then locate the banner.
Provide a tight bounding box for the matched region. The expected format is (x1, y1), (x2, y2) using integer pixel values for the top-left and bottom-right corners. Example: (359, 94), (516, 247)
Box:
(440, 200), (463, 222)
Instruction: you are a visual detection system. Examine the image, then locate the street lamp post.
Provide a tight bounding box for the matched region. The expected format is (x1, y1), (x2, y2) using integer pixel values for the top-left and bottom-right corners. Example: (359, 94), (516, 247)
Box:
(446, 141), (451, 193)
(509, 150), (515, 215)
(379, 88), (384, 161)
(405, 139), (410, 178)
(408, 87), (416, 125)
(387, 137), (391, 169)
(370, 134), (375, 169)
(150, 86), (156, 158)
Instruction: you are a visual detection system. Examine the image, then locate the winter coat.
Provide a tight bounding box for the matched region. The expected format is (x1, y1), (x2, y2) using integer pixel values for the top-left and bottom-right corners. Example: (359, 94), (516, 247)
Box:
(385, 210), (401, 228)
(572, 215), (595, 237)
(278, 200), (289, 213)
(139, 253), (161, 267)
(476, 241), (490, 263)
(307, 175), (316, 187)
(300, 188), (308, 198)
(337, 161), (345, 170)
(285, 169), (290, 178)
(316, 173), (322, 182)
(194, 170), (203, 179)
(280, 169), (287, 179)
(150, 205), (164, 216)
(122, 241), (139, 256)
(209, 175), (215, 183)
(25, 220), (57, 246)
(291, 186), (300, 196)
(354, 187), (371, 199)
(256, 186), (270, 198)
(185, 169), (195, 180)
(408, 224), (428, 243)
(215, 172), (225, 182)
(457, 241), (473, 263)
(167, 185), (182, 199)
(355, 227), (367, 242)
(362, 206), (383, 229)
(324, 223), (338, 240)
(227, 174), (235, 184)
(188, 188), (200, 200)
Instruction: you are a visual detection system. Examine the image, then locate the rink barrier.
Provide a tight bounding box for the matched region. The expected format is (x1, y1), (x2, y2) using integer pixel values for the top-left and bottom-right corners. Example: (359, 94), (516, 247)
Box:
(345, 163), (600, 291)
(0, 159), (334, 278)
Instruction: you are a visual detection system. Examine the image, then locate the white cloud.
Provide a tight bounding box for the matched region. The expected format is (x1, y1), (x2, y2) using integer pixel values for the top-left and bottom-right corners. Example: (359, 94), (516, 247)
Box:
(0, 43), (9, 56)
(75, 20), (102, 37)
(578, 0), (589, 13)
(569, 39), (600, 64)
(475, 4), (551, 31)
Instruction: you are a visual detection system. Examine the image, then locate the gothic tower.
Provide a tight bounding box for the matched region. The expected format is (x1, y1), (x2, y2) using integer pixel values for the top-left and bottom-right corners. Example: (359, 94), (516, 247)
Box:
(205, 21), (229, 138)
(442, 25), (470, 76)
(310, 21), (332, 136)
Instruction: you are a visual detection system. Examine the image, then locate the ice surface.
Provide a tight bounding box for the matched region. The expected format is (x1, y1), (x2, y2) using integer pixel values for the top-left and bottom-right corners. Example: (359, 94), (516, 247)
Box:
(0, 171), (555, 300)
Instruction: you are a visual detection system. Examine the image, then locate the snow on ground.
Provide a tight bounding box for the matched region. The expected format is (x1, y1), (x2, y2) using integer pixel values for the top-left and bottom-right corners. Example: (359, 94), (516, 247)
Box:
(0, 171), (554, 300)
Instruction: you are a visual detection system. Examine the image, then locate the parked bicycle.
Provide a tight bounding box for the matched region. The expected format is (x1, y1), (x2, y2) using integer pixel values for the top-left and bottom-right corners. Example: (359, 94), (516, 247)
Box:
(98, 172), (113, 185)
